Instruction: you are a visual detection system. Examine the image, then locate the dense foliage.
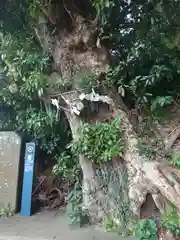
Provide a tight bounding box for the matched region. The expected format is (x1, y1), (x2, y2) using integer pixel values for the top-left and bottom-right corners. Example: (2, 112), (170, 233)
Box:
(53, 151), (81, 183)
(71, 117), (123, 164)
(162, 206), (180, 238)
(135, 219), (157, 240)
(0, 32), (70, 155)
(1, 0), (180, 153)
(1, 0), (180, 232)
(94, 0), (180, 106)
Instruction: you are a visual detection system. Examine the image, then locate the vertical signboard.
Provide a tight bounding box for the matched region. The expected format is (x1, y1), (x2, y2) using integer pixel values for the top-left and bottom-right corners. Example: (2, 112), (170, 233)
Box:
(21, 142), (35, 216)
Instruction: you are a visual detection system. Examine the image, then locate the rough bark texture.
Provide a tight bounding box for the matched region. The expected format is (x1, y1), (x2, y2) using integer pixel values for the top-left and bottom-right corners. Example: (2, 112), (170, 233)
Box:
(58, 91), (113, 219)
(115, 107), (180, 216)
(36, 0), (180, 226)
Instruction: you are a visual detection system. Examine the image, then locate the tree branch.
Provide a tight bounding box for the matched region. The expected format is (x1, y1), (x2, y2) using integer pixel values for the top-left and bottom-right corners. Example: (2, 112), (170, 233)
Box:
(164, 127), (180, 152)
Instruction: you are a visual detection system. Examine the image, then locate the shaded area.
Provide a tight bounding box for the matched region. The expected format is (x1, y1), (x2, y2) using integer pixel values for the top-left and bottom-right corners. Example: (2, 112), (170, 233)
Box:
(140, 193), (161, 226)
(0, 211), (136, 240)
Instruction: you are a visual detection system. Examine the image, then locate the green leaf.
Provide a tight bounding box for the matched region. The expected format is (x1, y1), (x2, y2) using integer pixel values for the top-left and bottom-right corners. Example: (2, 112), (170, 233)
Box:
(150, 96), (173, 111)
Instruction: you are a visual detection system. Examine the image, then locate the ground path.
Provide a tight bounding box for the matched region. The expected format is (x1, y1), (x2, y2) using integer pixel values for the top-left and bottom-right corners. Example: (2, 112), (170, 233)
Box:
(0, 210), (136, 240)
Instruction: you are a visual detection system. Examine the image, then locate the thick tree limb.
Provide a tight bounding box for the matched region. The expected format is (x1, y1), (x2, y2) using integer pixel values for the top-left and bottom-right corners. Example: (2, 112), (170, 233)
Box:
(164, 127), (180, 151)
(50, 90), (180, 216)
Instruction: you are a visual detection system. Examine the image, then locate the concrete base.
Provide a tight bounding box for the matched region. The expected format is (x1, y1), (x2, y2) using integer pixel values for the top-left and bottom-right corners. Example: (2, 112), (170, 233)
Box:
(0, 210), (136, 240)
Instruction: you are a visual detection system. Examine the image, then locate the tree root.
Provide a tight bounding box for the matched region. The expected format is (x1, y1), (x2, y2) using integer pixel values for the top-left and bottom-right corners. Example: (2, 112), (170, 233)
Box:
(50, 90), (180, 220)
(114, 107), (180, 216)
(164, 127), (180, 152)
(143, 162), (180, 210)
(128, 170), (149, 217)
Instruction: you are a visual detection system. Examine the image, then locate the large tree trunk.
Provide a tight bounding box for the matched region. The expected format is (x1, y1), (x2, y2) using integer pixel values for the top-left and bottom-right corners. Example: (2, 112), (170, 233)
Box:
(115, 107), (180, 216)
(55, 89), (180, 222)
(61, 92), (113, 219)
(35, 0), (180, 226)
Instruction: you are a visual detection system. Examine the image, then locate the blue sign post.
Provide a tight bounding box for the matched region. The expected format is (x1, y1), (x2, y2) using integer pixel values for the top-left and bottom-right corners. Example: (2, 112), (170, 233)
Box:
(21, 142), (36, 216)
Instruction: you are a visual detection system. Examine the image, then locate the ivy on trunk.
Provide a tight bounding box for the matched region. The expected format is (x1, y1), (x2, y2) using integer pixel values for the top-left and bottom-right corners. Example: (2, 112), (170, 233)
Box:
(1, 1), (180, 238)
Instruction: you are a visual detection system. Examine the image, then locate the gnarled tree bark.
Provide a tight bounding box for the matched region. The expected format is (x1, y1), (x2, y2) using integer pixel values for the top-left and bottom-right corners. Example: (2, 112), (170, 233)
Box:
(35, 0), (180, 225)
(57, 92), (114, 218)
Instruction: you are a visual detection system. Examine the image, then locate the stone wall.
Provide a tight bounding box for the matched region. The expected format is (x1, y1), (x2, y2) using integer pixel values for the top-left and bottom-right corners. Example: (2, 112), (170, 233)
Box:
(0, 132), (22, 213)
